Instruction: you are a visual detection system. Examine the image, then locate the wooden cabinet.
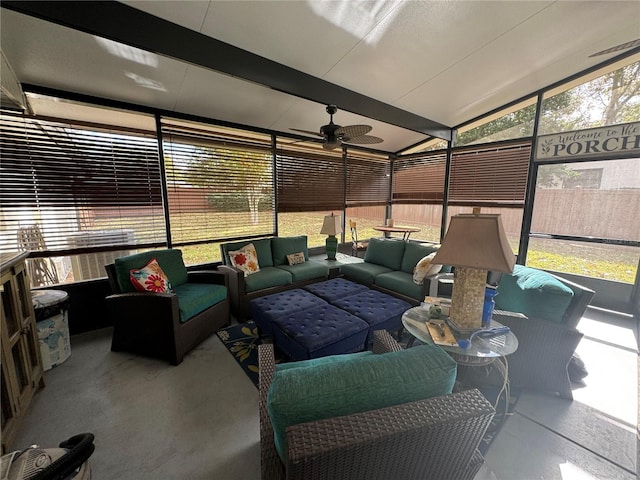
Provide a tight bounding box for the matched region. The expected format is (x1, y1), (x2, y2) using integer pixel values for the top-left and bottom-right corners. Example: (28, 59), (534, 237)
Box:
(1, 252), (43, 453)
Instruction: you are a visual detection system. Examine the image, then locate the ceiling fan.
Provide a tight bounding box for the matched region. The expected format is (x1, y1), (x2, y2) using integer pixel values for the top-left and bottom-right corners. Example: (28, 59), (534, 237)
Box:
(290, 105), (383, 150)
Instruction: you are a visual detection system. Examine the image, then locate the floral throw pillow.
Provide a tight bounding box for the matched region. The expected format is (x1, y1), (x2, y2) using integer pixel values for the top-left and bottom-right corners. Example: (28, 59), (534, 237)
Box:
(412, 252), (443, 286)
(228, 243), (260, 277)
(286, 252), (305, 265)
(130, 258), (173, 293)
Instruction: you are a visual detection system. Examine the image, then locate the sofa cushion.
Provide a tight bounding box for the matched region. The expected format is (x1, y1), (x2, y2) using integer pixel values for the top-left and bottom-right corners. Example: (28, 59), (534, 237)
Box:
(364, 237), (406, 270)
(114, 249), (188, 293)
(495, 265), (574, 323)
(401, 242), (439, 274)
(272, 236), (308, 266)
(244, 267), (293, 293)
(375, 270), (425, 301)
(340, 262), (394, 285)
(275, 261), (328, 282)
(267, 344), (457, 461)
(222, 238), (274, 268)
(172, 283), (227, 323)
(274, 350), (373, 373)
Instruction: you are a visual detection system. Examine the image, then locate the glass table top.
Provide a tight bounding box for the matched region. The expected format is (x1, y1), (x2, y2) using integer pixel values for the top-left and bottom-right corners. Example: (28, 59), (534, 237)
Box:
(402, 306), (519, 359)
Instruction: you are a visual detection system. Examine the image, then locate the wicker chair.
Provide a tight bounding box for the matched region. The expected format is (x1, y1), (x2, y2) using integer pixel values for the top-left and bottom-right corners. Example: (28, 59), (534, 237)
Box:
(259, 330), (496, 480)
(105, 249), (230, 365)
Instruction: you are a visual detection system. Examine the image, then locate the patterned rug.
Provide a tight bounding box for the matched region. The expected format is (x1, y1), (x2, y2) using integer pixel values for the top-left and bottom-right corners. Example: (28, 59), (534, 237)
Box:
(217, 321), (517, 455)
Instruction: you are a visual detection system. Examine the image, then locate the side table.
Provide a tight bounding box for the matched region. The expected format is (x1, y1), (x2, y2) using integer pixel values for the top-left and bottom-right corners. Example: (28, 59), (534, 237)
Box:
(309, 252), (364, 279)
(402, 306), (520, 410)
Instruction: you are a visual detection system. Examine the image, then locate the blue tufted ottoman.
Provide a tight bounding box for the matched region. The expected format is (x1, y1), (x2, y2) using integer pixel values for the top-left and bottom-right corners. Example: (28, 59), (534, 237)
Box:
(271, 304), (369, 361)
(249, 289), (328, 336)
(332, 290), (412, 341)
(303, 278), (369, 303)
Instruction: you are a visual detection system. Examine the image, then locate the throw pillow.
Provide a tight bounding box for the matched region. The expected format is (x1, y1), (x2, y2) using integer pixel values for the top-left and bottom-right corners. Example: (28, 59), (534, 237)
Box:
(286, 252), (305, 265)
(130, 258), (173, 293)
(413, 252), (442, 285)
(228, 243), (260, 277)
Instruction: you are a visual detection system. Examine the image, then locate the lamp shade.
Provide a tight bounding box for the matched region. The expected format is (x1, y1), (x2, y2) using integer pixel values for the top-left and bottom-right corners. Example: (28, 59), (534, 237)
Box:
(320, 214), (343, 236)
(431, 213), (515, 273)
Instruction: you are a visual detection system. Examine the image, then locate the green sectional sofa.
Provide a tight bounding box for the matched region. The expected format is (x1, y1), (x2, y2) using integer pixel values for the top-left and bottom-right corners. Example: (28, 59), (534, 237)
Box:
(339, 238), (443, 303)
(218, 236), (329, 321)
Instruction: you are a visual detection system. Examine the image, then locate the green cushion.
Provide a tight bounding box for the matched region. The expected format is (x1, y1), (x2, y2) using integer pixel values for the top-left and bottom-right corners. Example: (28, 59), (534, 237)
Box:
(267, 344), (456, 462)
(172, 283), (227, 323)
(275, 351), (373, 373)
(375, 271), (424, 301)
(340, 262), (393, 285)
(221, 238), (273, 268)
(271, 236), (309, 266)
(364, 238), (406, 270)
(495, 265), (574, 323)
(244, 267), (292, 292)
(275, 262), (328, 282)
(114, 249), (188, 293)
(401, 242), (439, 274)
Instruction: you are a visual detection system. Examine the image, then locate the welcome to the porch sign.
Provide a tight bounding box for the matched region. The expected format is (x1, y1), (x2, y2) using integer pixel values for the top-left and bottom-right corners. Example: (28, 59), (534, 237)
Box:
(535, 121), (640, 161)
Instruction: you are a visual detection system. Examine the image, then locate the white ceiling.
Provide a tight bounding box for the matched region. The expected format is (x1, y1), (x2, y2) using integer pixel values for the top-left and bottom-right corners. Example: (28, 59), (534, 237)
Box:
(1, 0), (639, 153)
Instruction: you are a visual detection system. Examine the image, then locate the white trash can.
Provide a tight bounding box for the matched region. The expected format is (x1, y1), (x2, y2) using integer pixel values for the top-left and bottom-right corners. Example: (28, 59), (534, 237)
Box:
(32, 289), (71, 371)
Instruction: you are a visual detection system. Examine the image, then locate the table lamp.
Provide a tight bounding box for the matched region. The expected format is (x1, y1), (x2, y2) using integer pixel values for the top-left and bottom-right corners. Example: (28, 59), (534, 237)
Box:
(320, 213), (342, 260)
(430, 209), (515, 332)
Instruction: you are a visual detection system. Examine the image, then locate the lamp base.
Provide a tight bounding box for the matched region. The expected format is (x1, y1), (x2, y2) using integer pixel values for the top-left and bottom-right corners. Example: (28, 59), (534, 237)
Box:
(448, 267), (486, 332)
(325, 235), (338, 261)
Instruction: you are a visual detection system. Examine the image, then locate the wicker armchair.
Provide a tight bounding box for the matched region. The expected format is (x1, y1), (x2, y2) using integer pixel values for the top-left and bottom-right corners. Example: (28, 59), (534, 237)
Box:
(105, 250), (230, 365)
(259, 330), (496, 480)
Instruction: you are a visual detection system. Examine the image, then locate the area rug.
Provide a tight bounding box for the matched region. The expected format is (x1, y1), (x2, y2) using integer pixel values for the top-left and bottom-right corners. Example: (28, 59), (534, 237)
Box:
(217, 321), (518, 455)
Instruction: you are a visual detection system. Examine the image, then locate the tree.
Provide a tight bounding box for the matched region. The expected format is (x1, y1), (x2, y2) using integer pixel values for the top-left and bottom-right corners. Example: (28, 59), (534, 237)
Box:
(182, 145), (272, 225)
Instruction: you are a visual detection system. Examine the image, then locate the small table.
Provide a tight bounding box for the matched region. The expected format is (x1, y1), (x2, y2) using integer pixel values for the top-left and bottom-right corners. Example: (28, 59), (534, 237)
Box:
(309, 252), (364, 278)
(373, 225), (421, 241)
(402, 306), (518, 408)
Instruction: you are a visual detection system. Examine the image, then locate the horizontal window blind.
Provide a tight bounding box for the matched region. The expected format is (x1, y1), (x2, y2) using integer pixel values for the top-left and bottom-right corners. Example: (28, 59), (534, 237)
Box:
(161, 121), (274, 244)
(0, 110), (165, 254)
(449, 141), (531, 206)
(276, 142), (344, 212)
(392, 152), (446, 203)
(346, 152), (390, 207)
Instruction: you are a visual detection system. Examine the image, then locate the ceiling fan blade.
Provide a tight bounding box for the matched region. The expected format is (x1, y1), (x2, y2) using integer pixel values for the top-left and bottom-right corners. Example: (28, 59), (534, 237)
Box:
(342, 134), (384, 145)
(335, 124), (372, 137)
(290, 128), (323, 137)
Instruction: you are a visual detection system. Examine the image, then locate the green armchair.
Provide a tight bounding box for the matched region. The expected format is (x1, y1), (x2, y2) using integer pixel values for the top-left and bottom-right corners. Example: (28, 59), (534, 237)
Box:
(105, 249), (230, 365)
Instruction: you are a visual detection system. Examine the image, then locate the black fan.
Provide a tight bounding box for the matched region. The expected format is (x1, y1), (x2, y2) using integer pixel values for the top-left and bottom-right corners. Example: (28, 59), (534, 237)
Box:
(290, 105), (383, 150)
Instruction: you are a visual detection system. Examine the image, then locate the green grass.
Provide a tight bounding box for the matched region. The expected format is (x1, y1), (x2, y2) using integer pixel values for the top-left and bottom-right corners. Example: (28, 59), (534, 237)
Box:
(97, 211), (638, 284)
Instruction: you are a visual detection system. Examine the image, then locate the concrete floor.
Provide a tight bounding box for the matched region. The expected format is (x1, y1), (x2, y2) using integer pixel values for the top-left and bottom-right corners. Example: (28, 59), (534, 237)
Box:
(9, 307), (638, 480)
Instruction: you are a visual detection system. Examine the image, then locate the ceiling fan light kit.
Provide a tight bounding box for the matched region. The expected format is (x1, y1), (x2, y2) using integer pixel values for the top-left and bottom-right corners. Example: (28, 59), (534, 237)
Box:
(291, 105), (384, 150)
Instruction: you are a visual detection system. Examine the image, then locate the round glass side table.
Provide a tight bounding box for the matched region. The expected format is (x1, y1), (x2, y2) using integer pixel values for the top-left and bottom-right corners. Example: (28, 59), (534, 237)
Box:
(402, 306), (520, 411)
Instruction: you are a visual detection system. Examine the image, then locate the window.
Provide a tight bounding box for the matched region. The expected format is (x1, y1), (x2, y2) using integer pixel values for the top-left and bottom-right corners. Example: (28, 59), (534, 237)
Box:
(276, 140), (344, 213)
(539, 59), (640, 135)
(391, 152), (446, 243)
(0, 107), (165, 284)
(455, 98), (537, 147)
(161, 119), (275, 263)
(449, 142), (531, 207)
(529, 159), (639, 283)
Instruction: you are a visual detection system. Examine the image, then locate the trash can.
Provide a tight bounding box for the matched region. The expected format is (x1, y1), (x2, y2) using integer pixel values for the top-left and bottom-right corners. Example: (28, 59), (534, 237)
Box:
(32, 289), (71, 371)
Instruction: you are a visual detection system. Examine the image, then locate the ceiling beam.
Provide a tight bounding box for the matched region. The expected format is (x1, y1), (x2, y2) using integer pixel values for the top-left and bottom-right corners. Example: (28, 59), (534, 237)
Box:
(2, 0), (454, 141)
